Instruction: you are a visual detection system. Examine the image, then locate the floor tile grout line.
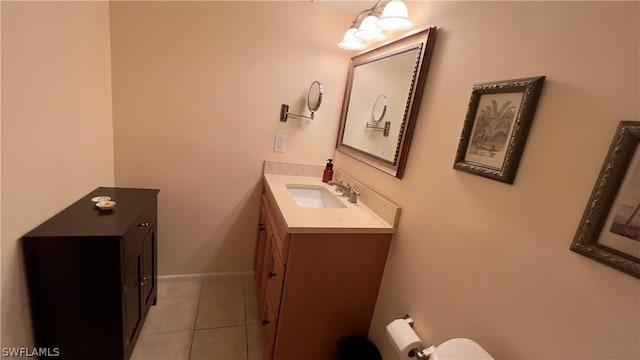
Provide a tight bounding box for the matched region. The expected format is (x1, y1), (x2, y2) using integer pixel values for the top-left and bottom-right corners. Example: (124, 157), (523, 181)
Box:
(150, 275), (254, 359)
(194, 323), (249, 331)
(187, 278), (203, 360)
(140, 328), (197, 337)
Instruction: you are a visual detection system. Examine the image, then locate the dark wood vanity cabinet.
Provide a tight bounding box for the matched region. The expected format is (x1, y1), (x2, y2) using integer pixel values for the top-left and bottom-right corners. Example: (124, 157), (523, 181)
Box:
(22, 187), (159, 360)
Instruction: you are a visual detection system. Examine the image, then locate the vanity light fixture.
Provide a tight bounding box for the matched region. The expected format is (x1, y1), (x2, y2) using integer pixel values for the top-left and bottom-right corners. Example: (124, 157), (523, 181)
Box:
(354, 14), (386, 42)
(338, 27), (367, 51)
(377, 0), (413, 31)
(338, 0), (413, 51)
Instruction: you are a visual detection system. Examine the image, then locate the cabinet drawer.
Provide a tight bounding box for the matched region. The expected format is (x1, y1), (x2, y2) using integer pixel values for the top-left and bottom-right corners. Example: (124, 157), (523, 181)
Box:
(125, 197), (156, 258)
(263, 194), (289, 259)
(137, 197), (157, 229)
(265, 216), (284, 264)
(123, 214), (156, 264)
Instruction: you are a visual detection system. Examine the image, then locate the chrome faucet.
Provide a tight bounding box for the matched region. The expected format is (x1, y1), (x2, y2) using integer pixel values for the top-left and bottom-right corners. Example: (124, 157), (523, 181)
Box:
(348, 188), (360, 204)
(328, 178), (351, 197)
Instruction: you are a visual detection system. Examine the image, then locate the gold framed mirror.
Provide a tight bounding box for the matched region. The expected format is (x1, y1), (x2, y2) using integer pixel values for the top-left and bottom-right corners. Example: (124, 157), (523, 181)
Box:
(336, 27), (437, 178)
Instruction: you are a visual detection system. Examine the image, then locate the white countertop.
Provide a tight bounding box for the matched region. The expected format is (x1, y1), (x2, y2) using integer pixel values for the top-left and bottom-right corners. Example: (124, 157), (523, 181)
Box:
(263, 174), (396, 234)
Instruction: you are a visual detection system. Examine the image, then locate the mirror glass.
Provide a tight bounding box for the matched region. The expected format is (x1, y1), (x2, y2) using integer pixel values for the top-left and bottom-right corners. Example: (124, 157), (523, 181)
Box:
(336, 28), (437, 178)
(308, 81), (323, 112)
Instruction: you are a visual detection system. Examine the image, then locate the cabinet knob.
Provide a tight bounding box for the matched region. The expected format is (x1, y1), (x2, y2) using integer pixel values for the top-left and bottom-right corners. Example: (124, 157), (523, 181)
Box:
(268, 272), (276, 278)
(262, 320), (270, 326)
(138, 222), (150, 227)
(258, 224), (266, 231)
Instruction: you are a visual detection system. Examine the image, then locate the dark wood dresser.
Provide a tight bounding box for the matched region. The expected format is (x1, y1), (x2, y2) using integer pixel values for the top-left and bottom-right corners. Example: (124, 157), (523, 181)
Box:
(22, 187), (159, 360)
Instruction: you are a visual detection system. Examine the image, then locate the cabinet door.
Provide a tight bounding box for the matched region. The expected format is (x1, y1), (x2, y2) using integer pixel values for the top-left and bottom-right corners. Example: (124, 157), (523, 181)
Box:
(261, 227), (286, 360)
(141, 226), (156, 307)
(261, 296), (277, 360)
(254, 200), (268, 293)
(266, 245), (284, 318)
(124, 252), (142, 349)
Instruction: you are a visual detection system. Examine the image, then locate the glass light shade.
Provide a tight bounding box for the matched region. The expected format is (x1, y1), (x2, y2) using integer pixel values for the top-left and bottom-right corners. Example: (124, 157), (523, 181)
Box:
(338, 28), (367, 50)
(376, 0), (413, 31)
(354, 15), (386, 42)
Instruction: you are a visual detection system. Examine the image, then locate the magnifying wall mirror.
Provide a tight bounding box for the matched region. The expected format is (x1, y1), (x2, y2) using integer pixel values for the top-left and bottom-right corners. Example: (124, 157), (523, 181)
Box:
(336, 27), (437, 178)
(372, 95), (388, 122)
(308, 81), (323, 112)
(281, 81), (324, 122)
(366, 95), (391, 137)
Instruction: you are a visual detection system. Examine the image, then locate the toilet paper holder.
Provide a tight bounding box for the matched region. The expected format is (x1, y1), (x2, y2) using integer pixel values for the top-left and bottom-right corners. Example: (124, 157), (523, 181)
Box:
(398, 315), (436, 359)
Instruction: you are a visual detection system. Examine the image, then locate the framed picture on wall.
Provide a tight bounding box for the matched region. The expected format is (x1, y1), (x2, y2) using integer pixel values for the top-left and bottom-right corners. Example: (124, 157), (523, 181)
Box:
(571, 121), (640, 279)
(453, 76), (546, 184)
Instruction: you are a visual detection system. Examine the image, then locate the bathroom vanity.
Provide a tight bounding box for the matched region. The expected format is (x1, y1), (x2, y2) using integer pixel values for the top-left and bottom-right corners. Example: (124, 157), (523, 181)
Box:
(254, 162), (399, 359)
(22, 187), (159, 360)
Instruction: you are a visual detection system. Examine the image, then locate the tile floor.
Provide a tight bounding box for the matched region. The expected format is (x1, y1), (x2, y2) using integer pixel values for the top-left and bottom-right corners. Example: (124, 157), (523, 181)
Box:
(131, 273), (264, 360)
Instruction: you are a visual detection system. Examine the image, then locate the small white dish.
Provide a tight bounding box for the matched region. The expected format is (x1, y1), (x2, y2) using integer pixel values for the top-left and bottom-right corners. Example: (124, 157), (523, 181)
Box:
(96, 200), (116, 210)
(91, 196), (111, 203)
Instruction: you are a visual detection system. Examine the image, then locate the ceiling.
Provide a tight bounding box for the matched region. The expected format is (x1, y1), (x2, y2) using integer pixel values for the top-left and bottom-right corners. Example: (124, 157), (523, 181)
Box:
(311, 0), (379, 17)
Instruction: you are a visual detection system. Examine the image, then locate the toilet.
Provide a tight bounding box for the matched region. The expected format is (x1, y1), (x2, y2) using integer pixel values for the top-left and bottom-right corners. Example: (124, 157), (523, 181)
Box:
(429, 338), (494, 360)
(386, 316), (494, 359)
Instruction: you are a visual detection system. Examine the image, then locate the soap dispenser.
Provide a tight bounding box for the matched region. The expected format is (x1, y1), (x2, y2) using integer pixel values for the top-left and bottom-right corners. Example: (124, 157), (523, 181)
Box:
(322, 159), (334, 183)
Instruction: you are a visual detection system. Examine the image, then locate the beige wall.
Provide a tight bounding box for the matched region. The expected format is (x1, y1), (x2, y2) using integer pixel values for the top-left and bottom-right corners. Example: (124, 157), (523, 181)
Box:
(1, 1), (114, 350)
(110, 2), (352, 275)
(332, 1), (640, 359)
(2, 1), (638, 358)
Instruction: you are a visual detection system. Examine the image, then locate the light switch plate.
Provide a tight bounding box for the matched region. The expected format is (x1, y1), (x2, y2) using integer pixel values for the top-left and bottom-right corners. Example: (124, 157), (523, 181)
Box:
(378, 147), (386, 158)
(274, 134), (286, 153)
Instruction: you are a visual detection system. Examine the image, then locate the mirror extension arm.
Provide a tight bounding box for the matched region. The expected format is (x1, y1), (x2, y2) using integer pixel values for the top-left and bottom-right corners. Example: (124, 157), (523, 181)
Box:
(280, 104), (315, 122)
(366, 121), (391, 137)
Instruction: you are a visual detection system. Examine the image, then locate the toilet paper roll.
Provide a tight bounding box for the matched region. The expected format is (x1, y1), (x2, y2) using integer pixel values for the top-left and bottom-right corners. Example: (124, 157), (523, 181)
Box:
(386, 318), (424, 358)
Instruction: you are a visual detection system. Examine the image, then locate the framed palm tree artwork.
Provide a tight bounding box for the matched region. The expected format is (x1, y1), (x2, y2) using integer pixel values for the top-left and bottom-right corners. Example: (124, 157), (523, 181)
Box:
(571, 121), (640, 279)
(453, 76), (545, 184)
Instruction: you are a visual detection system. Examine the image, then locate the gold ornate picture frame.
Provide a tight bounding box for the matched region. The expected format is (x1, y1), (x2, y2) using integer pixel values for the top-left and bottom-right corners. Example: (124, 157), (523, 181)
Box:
(453, 76), (545, 184)
(571, 121), (640, 278)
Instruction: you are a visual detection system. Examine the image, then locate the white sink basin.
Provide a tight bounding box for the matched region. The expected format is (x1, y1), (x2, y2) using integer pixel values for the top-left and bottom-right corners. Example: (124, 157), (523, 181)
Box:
(286, 185), (346, 209)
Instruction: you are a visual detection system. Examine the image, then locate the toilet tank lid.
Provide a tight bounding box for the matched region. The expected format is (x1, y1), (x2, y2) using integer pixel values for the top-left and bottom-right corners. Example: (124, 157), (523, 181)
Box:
(431, 338), (494, 360)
